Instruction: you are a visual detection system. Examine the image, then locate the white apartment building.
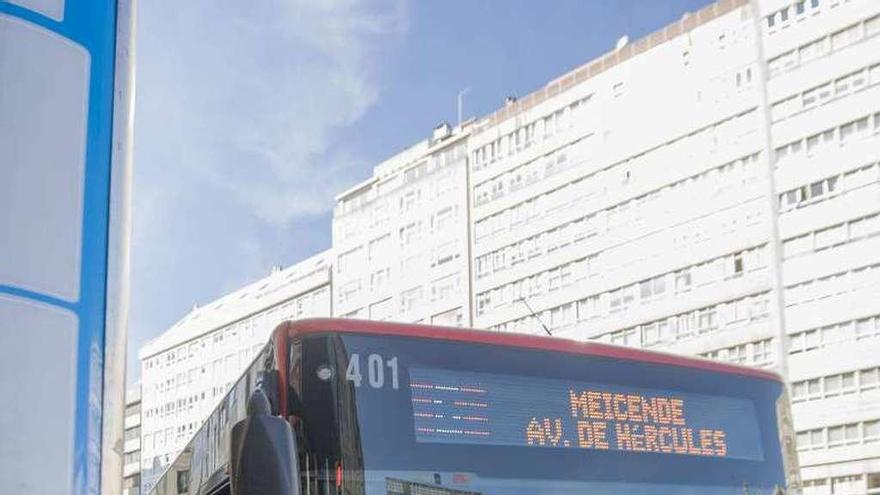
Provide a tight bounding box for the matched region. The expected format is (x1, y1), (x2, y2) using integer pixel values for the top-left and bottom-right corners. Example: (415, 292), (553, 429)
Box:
(468, 0), (880, 492)
(137, 251), (332, 492)
(472, 4), (778, 359)
(764, 0), (880, 492)
(123, 387), (142, 495)
(333, 123), (472, 327)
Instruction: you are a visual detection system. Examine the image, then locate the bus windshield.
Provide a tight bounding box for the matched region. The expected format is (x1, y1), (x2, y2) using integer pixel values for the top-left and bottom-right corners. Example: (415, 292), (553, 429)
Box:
(293, 331), (787, 495)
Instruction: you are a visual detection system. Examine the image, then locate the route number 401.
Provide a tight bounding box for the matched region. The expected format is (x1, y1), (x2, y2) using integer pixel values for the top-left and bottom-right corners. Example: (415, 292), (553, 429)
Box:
(345, 353), (399, 389)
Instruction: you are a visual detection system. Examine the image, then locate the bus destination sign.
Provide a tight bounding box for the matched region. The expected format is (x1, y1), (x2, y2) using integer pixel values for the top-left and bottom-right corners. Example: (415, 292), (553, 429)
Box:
(409, 368), (764, 461)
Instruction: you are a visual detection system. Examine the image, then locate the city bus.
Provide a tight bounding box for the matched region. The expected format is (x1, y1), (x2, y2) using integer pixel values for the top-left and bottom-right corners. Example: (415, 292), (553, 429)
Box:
(147, 318), (800, 495)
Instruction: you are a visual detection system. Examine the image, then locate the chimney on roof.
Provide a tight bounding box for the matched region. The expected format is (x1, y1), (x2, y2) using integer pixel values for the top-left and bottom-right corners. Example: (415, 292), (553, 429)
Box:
(505, 95), (517, 106)
(271, 265), (282, 275)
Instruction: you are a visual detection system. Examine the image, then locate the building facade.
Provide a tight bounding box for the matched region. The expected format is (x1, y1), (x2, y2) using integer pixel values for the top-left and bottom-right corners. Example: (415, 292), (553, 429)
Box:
(467, 0), (880, 491)
(137, 251), (332, 492)
(139, 0), (880, 491)
(333, 123), (472, 327)
(765, 0), (880, 492)
(123, 387), (142, 495)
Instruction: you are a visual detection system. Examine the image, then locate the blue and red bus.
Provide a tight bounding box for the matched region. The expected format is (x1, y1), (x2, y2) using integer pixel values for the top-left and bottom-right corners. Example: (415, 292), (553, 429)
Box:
(148, 318), (800, 495)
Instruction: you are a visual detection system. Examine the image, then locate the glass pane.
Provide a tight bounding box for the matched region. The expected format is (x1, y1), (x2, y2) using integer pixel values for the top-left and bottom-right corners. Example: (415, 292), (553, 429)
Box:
(828, 426), (843, 443)
(865, 421), (880, 439)
(862, 368), (879, 387)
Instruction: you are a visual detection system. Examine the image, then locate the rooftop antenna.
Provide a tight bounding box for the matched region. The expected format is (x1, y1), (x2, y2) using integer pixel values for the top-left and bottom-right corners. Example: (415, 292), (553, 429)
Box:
(518, 297), (552, 336)
(457, 87), (470, 127)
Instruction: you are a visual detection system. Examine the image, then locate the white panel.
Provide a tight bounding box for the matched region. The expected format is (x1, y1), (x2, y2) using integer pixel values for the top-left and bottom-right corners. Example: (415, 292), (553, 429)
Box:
(0, 295), (78, 495)
(0, 15), (89, 302)
(5, 0), (65, 22)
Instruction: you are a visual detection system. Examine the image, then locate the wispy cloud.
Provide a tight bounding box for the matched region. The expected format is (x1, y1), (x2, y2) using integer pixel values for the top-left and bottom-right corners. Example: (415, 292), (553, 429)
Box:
(129, 0), (407, 378)
(138, 0), (407, 222)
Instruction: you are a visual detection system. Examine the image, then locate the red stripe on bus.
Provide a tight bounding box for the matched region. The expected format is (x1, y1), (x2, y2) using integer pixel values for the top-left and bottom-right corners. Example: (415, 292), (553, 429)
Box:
(272, 318), (783, 384)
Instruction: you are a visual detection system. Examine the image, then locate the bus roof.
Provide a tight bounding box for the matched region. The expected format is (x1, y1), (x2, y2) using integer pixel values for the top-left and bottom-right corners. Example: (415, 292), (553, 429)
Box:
(275, 318), (783, 383)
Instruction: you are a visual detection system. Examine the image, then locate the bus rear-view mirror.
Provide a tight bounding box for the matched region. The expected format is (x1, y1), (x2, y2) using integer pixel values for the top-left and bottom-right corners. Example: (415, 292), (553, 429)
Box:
(230, 388), (300, 495)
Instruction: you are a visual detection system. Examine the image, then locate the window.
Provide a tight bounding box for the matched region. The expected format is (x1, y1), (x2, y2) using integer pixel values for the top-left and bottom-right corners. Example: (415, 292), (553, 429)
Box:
(339, 280), (361, 305)
(815, 224), (845, 250)
(675, 269), (692, 292)
(543, 114), (556, 138)
(845, 164), (878, 191)
(842, 372), (856, 392)
(696, 308), (717, 333)
(727, 344), (748, 364)
(431, 307), (463, 327)
(369, 267), (390, 292)
(549, 303), (575, 329)
(404, 162), (427, 183)
(642, 322), (667, 347)
(792, 381), (807, 401)
(338, 247), (363, 274)
(476, 293), (491, 316)
(799, 37), (828, 64)
(577, 295), (599, 321)
(768, 50), (796, 77)
(805, 133), (820, 153)
(732, 252), (744, 274)
(810, 429), (824, 449)
(432, 240), (458, 267)
(367, 235), (390, 262)
(369, 298), (392, 321)
(780, 175), (838, 210)
(611, 328), (638, 347)
(825, 374), (843, 396)
(857, 317), (879, 339)
(867, 14), (880, 37)
(802, 479), (827, 495)
(831, 24), (861, 50)
(399, 189), (421, 213)
(639, 275), (666, 300)
(400, 286), (423, 314)
(753, 339), (773, 364)
(835, 71), (859, 95)
(830, 476), (861, 495)
(432, 206), (455, 231)
(783, 234), (812, 258)
(862, 367), (879, 389)
(866, 420), (880, 442)
(550, 264), (573, 290)
(840, 121), (856, 143)
(797, 428), (824, 450)
(843, 424), (860, 444)
(796, 431), (808, 449)
(431, 275), (460, 302)
(609, 286), (636, 313)
(771, 96), (799, 121)
(803, 84), (828, 107)
(399, 222), (421, 247)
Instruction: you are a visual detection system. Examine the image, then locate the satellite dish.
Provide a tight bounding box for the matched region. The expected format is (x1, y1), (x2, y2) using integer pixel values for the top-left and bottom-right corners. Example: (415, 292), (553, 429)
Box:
(616, 35), (629, 50)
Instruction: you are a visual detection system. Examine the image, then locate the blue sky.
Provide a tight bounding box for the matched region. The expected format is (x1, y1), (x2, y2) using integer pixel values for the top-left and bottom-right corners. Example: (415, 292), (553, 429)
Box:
(129, 0), (713, 383)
